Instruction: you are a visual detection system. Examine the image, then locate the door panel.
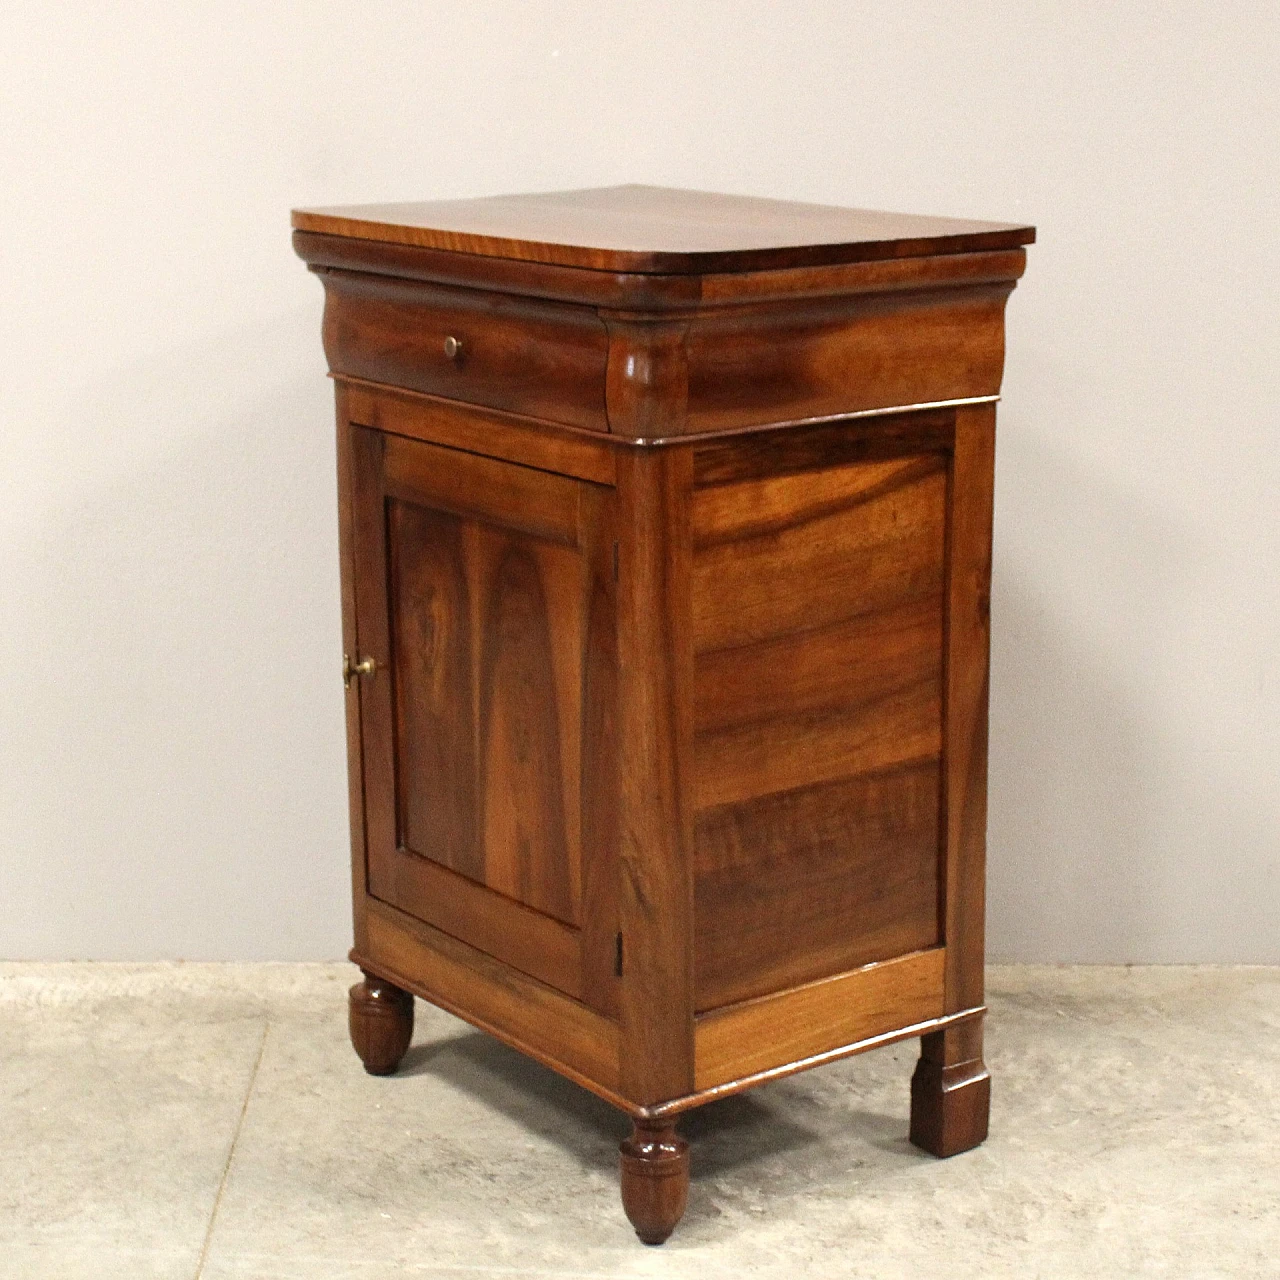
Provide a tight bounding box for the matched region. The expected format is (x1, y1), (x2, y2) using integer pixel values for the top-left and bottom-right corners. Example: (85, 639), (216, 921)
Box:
(350, 424), (618, 1010)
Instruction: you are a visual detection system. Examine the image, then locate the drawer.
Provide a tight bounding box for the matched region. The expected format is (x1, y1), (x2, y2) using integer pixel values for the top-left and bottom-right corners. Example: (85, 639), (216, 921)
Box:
(319, 270), (611, 431)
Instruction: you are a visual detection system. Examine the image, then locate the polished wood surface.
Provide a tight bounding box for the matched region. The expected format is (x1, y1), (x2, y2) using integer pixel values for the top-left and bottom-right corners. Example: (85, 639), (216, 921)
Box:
(619, 1119), (690, 1245)
(691, 435), (947, 1009)
(294, 184), (1033, 274)
(342, 380), (616, 485)
(299, 186), (1031, 1242)
(347, 971), (414, 1076)
(614, 446), (697, 1106)
(349, 425), (618, 1009)
(319, 270), (609, 430)
(334, 385), (370, 958)
(670, 281), (1013, 435)
(298, 225), (1025, 440)
(649, 1006), (983, 1121)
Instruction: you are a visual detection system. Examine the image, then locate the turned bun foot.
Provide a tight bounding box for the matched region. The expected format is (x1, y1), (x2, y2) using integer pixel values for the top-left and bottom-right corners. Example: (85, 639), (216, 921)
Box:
(909, 1024), (990, 1157)
(348, 970), (414, 1076)
(619, 1119), (689, 1245)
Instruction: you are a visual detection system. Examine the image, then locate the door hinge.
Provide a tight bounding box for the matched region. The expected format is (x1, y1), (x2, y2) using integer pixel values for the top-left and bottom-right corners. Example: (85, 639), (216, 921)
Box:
(614, 931), (623, 977)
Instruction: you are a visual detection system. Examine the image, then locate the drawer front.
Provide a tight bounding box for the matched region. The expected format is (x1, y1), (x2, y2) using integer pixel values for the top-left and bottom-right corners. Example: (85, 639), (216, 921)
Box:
(321, 271), (611, 430)
(347, 426), (620, 1015)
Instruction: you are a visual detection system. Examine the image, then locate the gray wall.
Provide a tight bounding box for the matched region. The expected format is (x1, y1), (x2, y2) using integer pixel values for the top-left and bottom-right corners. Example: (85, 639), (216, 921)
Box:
(2, 3), (1276, 961)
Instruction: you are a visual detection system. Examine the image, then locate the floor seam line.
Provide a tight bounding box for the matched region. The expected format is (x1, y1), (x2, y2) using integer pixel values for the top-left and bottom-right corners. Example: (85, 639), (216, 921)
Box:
(193, 1018), (269, 1280)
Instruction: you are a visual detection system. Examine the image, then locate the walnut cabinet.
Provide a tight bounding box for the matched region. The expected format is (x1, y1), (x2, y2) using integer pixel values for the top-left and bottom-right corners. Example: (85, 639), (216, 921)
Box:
(293, 185), (1034, 1243)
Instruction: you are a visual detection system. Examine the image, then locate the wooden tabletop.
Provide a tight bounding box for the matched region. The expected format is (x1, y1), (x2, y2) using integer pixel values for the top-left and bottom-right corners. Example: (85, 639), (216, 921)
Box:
(292, 185), (1034, 275)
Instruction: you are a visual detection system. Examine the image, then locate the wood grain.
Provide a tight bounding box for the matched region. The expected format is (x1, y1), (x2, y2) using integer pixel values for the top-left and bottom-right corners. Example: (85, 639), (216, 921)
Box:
(318, 268), (610, 430)
(372, 842), (582, 1000)
(347, 971), (414, 1076)
(690, 442), (948, 1011)
(349, 426), (398, 883)
(676, 284), (1013, 435)
(302, 186), (1032, 1231)
(694, 947), (945, 1090)
(383, 431), (582, 547)
(619, 1120), (690, 1244)
(298, 206), (1024, 443)
(910, 1018), (990, 1157)
(691, 409), (954, 486)
(577, 484), (622, 1017)
(350, 426), (619, 1008)
(293, 184), (1034, 275)
(615, 446), (696, 1104)
(942, 403), (996, 1014)
(692, 453), (947, 653)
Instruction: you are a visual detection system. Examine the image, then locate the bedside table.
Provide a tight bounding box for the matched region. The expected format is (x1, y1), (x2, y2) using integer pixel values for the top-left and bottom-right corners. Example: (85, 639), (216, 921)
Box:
(292, 185), (1033, 1243)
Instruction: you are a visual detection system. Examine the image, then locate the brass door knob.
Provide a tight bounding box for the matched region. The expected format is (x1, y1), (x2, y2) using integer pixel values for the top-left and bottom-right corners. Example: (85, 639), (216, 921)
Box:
(343, 654), (377, 688)
(443, 334), (462, 360)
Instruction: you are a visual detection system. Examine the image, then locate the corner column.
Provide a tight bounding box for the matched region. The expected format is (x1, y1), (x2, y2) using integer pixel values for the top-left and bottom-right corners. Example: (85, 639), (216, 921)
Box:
(614, 443), (696, 1239)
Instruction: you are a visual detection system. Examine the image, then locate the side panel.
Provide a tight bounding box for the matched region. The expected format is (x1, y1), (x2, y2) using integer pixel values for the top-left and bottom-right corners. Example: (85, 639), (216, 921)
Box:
(689, 413), (951, 1012)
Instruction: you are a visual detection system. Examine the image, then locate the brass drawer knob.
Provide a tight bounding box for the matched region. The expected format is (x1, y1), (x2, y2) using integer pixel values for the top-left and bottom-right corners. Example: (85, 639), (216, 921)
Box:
(343, 654), (377, 688)
(443, 334), (462, 360)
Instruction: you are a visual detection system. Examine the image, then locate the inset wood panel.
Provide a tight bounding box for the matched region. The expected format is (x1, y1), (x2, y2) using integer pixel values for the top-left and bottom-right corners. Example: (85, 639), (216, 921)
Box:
(694, 948), (945, 1090)
(695, 592), (944, 810)
(691, 440), (948, 1012)
(388, 506), (584, 925)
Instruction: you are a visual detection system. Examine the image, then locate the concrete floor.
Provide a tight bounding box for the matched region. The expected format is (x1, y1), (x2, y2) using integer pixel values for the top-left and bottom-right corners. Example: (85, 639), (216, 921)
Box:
(1, 964), (1276, 1279)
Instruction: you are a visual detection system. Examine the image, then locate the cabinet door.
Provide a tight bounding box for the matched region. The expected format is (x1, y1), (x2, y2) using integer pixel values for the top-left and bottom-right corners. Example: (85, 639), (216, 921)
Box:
(349, 426), (618, 1013)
